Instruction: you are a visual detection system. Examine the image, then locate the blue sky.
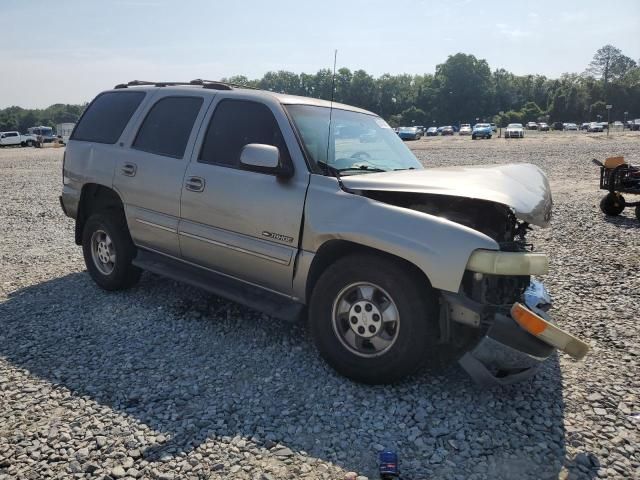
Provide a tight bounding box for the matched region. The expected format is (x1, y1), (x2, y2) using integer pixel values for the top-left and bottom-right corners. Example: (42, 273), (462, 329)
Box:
(1, 0), (639, 108)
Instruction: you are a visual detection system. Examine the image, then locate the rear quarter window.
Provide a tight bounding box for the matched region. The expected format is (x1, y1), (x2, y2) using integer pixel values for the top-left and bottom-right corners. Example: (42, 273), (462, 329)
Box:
(71, 91), (145, 144)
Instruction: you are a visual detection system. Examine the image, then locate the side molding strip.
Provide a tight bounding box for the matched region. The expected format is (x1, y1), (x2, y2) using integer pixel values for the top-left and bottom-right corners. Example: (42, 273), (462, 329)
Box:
(178, 230), (290, 266)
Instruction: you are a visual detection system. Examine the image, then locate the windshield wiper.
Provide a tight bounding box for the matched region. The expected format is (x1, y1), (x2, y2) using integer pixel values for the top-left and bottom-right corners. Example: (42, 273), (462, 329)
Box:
(317, 161), (342, 178)
(337, 165), (387, 173)
(393, 167), (416, 171)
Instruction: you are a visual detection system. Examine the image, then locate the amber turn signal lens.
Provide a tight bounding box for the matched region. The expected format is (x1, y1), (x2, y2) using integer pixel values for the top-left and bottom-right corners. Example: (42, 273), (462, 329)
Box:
(511, 303), (589, 361)
(511, 303), (547, 335)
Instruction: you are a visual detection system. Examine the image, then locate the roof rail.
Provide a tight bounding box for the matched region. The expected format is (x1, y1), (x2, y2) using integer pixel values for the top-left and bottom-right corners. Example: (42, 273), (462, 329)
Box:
(191, 79), (258, 90)
(113, 79), (244, 91)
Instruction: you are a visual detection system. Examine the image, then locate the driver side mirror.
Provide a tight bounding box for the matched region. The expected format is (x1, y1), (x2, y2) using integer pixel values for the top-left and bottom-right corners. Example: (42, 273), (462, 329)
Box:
(240, 143), (293, 178)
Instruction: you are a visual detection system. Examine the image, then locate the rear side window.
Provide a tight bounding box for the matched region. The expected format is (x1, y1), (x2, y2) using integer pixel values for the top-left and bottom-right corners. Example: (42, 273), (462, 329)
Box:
(133, 96), (203, 158)
(71, 91), (145, 144)
(199, 99), (290, 167)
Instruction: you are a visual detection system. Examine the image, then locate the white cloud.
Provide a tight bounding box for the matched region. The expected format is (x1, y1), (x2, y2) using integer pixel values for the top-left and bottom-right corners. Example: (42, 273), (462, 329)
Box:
(495, 23), (531, 39)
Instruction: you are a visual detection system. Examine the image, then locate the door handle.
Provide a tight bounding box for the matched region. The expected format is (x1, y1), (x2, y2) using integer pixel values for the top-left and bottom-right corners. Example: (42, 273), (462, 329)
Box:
(121, 163), (137, 177)
(185, 176), (205, 192)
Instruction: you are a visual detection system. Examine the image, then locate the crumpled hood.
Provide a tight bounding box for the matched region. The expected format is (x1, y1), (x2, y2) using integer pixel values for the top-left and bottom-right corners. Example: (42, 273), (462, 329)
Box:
(340, 163), (553, 227)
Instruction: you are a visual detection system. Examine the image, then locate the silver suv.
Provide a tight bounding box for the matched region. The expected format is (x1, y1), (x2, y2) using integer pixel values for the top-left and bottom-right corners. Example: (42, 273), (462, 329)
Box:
(60, 80), (588, 385)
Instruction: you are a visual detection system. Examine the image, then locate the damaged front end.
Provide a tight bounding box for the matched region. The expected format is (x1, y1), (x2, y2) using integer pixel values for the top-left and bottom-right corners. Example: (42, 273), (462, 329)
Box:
(354, 188), (587, 386)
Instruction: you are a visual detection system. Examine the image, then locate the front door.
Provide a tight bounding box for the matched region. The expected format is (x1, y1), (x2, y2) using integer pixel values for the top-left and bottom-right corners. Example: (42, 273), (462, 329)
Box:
(113, 92), (211, 257)
(179, 97), (309, 295)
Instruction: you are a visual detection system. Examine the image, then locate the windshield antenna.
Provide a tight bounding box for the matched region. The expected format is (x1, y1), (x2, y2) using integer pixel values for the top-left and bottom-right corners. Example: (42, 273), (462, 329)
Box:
(326, 49), (341, 183)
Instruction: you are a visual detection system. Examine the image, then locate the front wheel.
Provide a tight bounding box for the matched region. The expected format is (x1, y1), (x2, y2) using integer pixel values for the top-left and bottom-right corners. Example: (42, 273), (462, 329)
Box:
(82, 212), (141, 290)
(599, 193), (625, 216)
(309, 254), (441, 384)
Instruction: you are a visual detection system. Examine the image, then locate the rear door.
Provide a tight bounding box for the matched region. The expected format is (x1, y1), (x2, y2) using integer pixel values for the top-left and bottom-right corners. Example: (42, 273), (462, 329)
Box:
(113, 92), (212, 257)
(179, 97), (309, 294)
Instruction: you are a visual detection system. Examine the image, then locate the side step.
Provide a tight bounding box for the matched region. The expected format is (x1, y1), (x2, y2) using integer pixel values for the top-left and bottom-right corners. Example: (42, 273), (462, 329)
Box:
(133, 249), (304, 322)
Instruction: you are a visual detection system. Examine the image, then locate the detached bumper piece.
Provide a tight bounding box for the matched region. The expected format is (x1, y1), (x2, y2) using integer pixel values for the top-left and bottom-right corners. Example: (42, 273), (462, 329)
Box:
(452, 279), (589, 387)
(459, 312), (554, 387)
(511, 303), (589, 360)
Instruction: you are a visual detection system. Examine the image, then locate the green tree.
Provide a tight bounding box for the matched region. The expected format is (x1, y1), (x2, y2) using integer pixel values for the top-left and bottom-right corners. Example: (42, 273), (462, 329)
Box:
(434, 53), (493, 123)
(586, 45), (637, 88)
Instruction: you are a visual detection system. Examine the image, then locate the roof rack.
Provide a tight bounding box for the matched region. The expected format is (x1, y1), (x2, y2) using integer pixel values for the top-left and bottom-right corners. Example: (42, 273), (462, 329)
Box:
(113, 79), (255, 91)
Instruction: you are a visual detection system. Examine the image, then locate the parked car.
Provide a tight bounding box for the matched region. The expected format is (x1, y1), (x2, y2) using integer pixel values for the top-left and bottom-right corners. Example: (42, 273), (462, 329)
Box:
(632, 120), (640, 131)
(613, 121), (623, 128)
(398, 126), (422, 141)
(20, 133), (37, 146)
(426, 126), (438, 136)
(504, 123), (525, 138)
(0, 131), (22, 147)
(490, 123), (497, 132)
(60, 79), (588, 386)
(598, 122), (609, 131)
(587, 122), (603, 133)
(437, 126), (445, 134)
(552, 121), (564, 131)
(538, 122), (550, 131)
(580, 122), (590, 131)
(471, 123), (492, 139)
(459, 124), (472, 136)
(415, 125), (425, 135)
(564, 123), (578, 131)
(0, 131), (37, 147)
(441, 126), (454, 136)
(526, 122), (538, 130)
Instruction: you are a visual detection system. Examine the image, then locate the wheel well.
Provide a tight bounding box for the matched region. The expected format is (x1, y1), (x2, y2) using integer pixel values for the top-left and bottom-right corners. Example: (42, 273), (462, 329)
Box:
(75, 184), (124, 245)
(305, 240), (433, 302)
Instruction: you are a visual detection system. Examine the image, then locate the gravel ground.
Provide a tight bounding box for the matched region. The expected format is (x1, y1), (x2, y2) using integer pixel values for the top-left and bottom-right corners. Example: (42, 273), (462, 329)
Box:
(0, 132), (639, 480)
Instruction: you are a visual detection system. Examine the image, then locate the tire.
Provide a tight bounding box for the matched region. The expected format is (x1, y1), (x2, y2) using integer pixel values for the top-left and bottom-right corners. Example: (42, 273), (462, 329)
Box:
(635, 205), (640, 222)
(599, 193), (625, 216)
(487, 135), (492, 139)
(82, 211), (141, 291)
(308, 253), (440, 384)
(472, 135), (476, 140)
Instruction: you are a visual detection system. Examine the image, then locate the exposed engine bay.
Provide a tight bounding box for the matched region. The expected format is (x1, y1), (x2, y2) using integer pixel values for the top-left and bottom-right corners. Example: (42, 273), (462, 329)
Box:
(361, 191), (531, 249)
(362, 191), (534, 322)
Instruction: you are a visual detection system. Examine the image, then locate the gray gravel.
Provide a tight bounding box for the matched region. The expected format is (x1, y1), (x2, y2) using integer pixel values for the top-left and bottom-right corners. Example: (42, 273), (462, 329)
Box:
(1, 132), (639, 479)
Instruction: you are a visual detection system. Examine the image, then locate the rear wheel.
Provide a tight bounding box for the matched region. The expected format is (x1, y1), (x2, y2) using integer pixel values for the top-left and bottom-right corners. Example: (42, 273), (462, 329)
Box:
(599, 193), (625, 216)
(82, 211), (141, 290)
(309, 254), (440, 384)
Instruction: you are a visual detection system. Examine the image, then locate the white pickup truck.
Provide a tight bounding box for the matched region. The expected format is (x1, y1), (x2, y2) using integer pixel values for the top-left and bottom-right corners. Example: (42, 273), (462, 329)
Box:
(0, 131), (37, 147)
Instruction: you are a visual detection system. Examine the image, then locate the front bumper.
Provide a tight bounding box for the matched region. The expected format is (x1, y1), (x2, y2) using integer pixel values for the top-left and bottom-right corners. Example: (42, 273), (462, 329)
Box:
(444, 279), (587, 386)
(459, 311), (554, 386)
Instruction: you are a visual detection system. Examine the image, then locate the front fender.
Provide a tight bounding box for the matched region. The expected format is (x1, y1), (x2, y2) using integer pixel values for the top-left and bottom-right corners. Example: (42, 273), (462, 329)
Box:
(301, 176), (499, 293)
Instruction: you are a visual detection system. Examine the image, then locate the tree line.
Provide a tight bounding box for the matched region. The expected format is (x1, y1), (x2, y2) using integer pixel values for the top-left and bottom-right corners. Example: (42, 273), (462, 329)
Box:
(1, 44), (638, 132)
